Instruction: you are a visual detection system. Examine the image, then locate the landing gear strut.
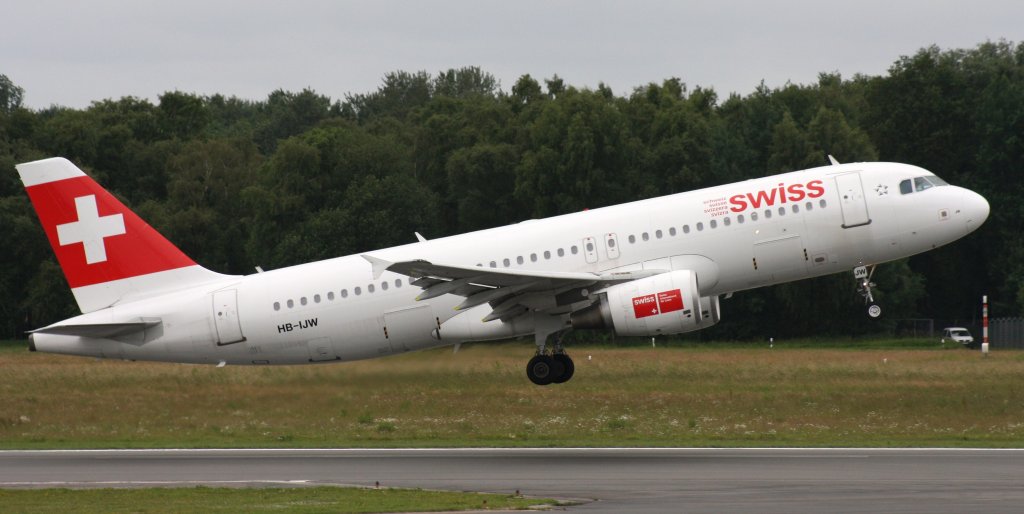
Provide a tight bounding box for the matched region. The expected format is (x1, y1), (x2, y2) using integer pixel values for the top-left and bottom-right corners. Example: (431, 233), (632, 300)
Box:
(854, 265), (881, 318)
(527, 318), (575, 385)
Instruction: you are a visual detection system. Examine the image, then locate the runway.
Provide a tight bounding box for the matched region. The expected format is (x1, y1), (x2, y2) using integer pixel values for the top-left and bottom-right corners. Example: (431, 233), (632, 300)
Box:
(2, 448), (1022, 513)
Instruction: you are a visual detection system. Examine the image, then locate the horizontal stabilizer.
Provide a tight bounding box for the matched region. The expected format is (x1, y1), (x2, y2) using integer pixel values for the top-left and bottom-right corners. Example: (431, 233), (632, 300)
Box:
(30, 318), (162, 338)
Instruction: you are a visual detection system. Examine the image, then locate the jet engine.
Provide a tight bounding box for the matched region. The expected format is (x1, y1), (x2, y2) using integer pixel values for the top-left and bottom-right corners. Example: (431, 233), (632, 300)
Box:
(571, 270), (720, 336)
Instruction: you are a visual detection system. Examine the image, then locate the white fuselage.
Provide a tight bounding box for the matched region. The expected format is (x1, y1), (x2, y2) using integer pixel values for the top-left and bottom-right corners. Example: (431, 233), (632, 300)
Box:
(32, 162), (988, 364)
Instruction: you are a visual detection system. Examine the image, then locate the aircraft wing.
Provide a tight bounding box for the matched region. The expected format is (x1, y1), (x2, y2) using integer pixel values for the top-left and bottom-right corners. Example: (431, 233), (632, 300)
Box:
(362, 255), (664, 321)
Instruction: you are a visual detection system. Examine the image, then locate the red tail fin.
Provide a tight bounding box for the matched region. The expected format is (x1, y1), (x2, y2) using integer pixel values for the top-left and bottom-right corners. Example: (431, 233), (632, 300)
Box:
(17, 158), (228, 312)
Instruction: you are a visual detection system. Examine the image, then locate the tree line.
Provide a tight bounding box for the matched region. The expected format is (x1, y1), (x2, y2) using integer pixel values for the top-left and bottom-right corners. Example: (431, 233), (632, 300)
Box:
(1, 41), (1020, 340)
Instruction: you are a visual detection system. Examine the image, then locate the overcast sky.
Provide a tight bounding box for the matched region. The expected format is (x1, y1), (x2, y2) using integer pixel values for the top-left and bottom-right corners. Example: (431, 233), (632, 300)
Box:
(3, 1), (1023, 109)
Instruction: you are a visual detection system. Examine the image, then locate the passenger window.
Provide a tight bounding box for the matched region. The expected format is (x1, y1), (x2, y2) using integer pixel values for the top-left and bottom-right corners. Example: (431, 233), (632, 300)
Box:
(819, 199), (827, 208)
(805, 201), (813, 211)
(314, 294), (321, 303)
(381, 281), (388, 291)
(341, 289), (348, 298)
(395, 279), (402, 287)
(287, 299), (294, 308)
(516, 256), (524, 265)
(544, 250), (551, 259)
(751, 212), (759, 221)
(710, 219), (717, 229)
(683, 225), (690, 234)
(764, 209), (772, 219)
(327, 292), (335, 301)
(899, 179), (913, 195)
(273, 301), (281, 311)
(778, 207), (785, 216)
(724, 217), (731, 226)
(368, 284), (375, 293)
(571, 245), (579, 255)
(628, 235), (636, 243)
(558, 248), (565, 257)
(669, 227), (676, 236)
(300, 297), (307, 306)
(530, 253), (538, 262)
(737, 214), (745, 223)
(792, 204), (800, 213)
(642, 232), (649, 241)
(489, 261), (497, 268)
(503, 258), (510, 267)
(354, 287), (361, 296)
(696, 222), (704, 231)
(655, 229), (663, 239)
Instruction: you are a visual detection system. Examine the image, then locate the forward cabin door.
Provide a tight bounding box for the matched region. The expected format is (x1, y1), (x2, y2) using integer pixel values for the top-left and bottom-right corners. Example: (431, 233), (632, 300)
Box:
(212, 289), (245, 345)
(834, 172), (871, 228)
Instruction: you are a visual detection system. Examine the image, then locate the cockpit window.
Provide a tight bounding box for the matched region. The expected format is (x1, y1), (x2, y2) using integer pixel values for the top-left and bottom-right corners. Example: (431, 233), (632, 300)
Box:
(901, 175), (949, 195)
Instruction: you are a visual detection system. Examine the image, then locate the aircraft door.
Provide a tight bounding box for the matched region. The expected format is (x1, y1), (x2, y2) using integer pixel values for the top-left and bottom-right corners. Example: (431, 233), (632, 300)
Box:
(583, 236), (599, 263)
(212, 289), (245, 345)
(384, 305), (438, 352)
(753, 235), (808, 282)
(604, 233), (620, 260)
(834, 172), (871, 228)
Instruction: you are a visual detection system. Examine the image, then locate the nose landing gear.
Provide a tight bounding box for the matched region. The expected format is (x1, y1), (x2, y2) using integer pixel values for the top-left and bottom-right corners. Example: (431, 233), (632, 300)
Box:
(854, 265), (881, 318)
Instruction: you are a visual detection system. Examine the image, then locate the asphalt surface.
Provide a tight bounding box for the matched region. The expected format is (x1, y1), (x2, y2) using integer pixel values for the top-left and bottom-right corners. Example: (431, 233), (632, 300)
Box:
(1, 448), (1022, 513)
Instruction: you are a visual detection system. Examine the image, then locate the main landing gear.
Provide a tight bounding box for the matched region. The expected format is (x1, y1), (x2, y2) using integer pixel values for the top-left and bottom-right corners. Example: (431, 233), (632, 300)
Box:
(854, 265), (882, 318)
(526, 351), (575, 386)
(527, 317), (575, 385)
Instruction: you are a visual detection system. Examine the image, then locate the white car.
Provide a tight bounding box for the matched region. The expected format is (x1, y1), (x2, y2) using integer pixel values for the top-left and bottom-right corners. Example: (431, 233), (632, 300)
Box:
(941, 327), (976, 348)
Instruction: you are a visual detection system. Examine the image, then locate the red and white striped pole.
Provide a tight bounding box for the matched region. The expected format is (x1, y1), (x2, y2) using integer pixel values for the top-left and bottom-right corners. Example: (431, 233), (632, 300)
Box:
(982, 295), (989, 355)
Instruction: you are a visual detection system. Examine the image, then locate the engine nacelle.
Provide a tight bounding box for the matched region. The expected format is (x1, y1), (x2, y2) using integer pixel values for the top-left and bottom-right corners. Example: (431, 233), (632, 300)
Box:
(571, 270), (719, 336)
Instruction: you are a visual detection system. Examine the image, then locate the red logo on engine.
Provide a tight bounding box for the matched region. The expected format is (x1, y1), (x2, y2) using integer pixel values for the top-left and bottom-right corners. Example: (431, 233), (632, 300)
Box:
(632, 289), (685, 319)
(633, 294), (659, 318)
(657, 289), (683, 314)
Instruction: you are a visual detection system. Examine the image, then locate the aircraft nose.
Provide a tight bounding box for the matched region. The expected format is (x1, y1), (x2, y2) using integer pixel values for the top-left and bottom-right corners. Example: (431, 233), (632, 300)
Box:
(962, 189), (989, 233)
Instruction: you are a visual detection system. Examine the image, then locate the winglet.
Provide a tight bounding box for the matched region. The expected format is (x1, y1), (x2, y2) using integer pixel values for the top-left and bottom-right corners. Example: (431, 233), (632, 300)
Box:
(415, 232), (428, 242)
(361, 255), (392, 280)
(827, 154), (840, 166)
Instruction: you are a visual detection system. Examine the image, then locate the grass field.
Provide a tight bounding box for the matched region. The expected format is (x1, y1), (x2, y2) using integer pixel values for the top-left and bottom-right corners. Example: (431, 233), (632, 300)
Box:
(0, 486), (558, 513)
(2, 339), (1023, 448)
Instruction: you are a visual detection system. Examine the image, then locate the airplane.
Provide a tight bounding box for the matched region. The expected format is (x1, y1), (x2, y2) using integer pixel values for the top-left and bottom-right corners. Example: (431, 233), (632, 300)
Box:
(15, 156), (989, 385)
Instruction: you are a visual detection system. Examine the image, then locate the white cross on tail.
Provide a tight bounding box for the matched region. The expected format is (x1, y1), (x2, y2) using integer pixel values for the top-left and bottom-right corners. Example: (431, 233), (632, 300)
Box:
(56, 195), (126, 264)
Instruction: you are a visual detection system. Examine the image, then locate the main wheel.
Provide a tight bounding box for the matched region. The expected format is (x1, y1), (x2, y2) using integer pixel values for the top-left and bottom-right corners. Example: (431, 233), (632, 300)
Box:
(526, 355), (555, 386)
(551, 354), (575, 383)
(867, 304), (882, 318)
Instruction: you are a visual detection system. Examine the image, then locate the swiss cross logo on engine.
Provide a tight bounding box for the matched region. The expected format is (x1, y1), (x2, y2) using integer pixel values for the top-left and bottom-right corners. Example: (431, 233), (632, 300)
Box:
(632, 289), (684, 319)
(632, 294), (659, 318)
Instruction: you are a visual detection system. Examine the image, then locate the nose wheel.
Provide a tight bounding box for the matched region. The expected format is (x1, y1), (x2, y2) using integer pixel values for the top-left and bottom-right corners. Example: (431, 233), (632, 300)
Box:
(854, 265), (882, 318)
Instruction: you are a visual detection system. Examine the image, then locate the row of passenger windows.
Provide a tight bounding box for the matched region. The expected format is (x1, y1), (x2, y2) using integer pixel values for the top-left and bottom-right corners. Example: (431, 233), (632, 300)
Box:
(272, 198), (830, 309)
(899, 175), (948, 195)
(273, 278), (405, 311)
(474, 198), (829, 269)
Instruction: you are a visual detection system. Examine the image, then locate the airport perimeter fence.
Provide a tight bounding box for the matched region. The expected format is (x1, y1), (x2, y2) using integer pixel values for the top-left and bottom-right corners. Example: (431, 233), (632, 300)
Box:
(990, 317), (1024, 349)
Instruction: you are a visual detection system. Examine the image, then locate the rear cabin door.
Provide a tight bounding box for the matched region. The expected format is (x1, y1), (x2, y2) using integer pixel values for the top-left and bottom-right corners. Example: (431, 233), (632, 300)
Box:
(834, 172), (871, 228)
(212, 289), (245, 345)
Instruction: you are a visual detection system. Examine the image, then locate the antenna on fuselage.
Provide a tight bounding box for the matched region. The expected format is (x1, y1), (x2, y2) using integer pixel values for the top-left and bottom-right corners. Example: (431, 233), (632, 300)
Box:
(827, 154), (841, 166)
